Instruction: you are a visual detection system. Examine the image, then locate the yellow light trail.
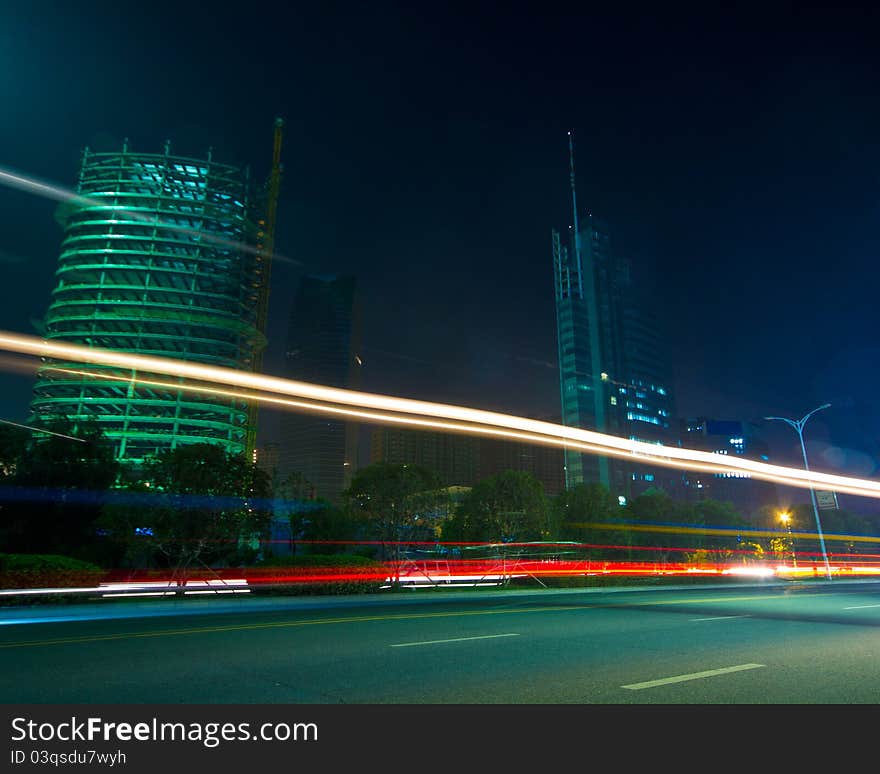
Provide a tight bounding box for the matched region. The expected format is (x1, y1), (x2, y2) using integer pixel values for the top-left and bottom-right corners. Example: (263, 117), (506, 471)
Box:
(567, 521), (880, 546)
(43, 365), (647, 461)
(4, 328), (880, 498)
(41, 365), (823, 489)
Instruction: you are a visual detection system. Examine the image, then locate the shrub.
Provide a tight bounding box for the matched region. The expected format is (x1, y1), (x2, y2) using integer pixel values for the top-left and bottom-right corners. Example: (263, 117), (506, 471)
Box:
(0, 553), (106, 590)
(247, 554), (386, 596)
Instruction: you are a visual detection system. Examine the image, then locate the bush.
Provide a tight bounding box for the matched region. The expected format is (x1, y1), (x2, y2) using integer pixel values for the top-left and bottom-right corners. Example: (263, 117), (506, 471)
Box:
(247, 554), (386, 596)
(0, 553), (106, 590)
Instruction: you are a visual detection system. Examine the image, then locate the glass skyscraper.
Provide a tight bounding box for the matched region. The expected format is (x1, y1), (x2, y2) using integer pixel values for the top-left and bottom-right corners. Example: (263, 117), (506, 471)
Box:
(553, 215), (622, 489)
(553, 215), (676, 498)
(277, 274), (361, 504)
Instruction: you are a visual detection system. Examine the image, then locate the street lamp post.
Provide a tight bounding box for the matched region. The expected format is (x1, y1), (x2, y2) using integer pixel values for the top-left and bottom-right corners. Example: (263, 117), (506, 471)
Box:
(764, 403), (832, 580)
(778, 510), (796, 567)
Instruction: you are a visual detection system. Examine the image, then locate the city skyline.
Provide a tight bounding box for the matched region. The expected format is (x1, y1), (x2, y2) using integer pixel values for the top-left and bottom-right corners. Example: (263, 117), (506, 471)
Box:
(1, 3), (878, 496)
(4, 5), (880, 729)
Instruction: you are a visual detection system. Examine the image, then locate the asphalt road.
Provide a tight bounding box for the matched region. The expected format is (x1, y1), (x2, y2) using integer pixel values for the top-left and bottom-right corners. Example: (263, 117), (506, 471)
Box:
(3, 580), (880, 703)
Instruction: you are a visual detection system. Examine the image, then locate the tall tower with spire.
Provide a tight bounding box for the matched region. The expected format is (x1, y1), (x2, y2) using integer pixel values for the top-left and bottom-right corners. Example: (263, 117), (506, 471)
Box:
(552, 133), (677, 498)
(553, 132), (619, 489)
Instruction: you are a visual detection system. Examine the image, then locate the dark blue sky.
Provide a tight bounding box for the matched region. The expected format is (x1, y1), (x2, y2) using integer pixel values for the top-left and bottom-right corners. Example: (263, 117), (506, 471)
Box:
(1, 2), (878, 486)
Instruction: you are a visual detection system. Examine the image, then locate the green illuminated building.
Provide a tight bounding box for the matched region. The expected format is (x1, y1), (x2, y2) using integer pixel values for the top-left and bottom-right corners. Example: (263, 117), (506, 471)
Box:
(553, 134), (677, 497)
(552, 214), (623, 489)
(29, 140), (268, 468)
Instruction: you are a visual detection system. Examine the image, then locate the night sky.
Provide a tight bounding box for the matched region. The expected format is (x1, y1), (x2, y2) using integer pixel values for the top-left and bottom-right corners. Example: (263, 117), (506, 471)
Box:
(1, 2), (879, 490)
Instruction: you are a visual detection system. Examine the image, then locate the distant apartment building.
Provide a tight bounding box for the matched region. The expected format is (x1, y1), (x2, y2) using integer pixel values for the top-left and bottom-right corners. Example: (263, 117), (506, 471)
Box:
(254, 441), (280, 480)
(681, 418), (779, 517)
(616, 279), (680, 497)
(369, 426), (479, 487)
(477, 414), (565, 496)
(370, 421), (564, 496)
(277, 274), (361, 504)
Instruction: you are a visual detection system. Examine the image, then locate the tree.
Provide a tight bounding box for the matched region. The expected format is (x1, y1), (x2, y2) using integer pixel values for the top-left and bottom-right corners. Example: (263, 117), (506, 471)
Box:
(0, 423), (28, 479)
(786, 503), (877, 566)
(552, 482), (617, 545)
(102, 443), (272, 587)
(270, 470), (316, 556)
(15, 416), (119, 492)
(0, 423), (29, 550)
(620, 488), (681, 563)
(343, 462), (446, 586)
(680, 498), (748, 565)
(300, 504), (363, 555)
(268, 470), (363, 557)
(2, 417), (120, 560)
(444, 470), (549, 543)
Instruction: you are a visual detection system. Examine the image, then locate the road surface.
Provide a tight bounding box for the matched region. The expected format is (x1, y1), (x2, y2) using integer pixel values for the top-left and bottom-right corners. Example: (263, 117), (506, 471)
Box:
(2, 580), (879, 703)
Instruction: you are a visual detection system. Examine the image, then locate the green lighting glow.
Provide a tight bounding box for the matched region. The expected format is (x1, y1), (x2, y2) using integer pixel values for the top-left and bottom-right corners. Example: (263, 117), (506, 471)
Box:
(29, 145), (263, 465)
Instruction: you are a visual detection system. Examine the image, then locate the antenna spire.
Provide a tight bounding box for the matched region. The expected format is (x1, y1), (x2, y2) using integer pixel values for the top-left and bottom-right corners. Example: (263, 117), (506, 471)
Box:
(568, 131), (584, 296)
(568, 131), (580, 233)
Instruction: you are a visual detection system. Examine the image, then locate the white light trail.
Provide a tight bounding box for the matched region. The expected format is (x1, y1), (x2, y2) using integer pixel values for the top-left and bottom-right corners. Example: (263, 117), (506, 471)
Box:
(46, 364), (823, 491)
(0, 166), (300, 266)
(3, 329), (880, 498)
(0, 417), (86, 442)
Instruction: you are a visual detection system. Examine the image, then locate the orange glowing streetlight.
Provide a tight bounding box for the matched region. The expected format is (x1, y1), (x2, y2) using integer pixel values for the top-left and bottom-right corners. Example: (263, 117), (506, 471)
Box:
(778, 510), (796, 567)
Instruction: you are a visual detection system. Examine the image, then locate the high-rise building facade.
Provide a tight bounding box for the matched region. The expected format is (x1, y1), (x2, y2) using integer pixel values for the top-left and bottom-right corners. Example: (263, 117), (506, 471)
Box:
(681, 418), (779, 517)
(616, 277), (679, 496)
(255, 441), (281, 481)
(553, 214), (623, 490)
(370, 426), (478, 487)
(277, 274), (361, 504)
(552, 137), (676, 498)
(478, 435), (565, 496)
(29, 141), (266, 467)
(369, 421), (564, 496)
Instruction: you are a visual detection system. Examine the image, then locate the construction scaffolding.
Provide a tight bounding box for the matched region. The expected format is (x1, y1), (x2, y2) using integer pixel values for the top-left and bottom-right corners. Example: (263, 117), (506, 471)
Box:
(29, 138), (267, 466)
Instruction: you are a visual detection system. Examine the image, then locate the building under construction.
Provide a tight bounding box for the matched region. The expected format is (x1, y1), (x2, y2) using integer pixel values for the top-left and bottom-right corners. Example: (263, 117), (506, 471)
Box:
(29, 122), (283, 468)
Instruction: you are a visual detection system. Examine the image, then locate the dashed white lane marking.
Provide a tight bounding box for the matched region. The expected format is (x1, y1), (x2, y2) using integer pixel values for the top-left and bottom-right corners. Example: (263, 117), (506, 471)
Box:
(691, 615), (751, 621)
(622, 663), (765, 690)
(390, 633), (520, 648)
(843, 604), (880, 610)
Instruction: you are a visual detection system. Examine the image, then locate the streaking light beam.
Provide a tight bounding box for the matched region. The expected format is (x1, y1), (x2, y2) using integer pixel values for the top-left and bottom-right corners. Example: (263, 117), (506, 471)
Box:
(3, 329), (880, 499)
(0, 165), (301, 267)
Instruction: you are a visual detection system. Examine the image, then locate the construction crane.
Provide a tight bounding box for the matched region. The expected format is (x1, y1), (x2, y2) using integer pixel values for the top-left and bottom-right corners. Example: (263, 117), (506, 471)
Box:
(246, 117), (284, 462)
